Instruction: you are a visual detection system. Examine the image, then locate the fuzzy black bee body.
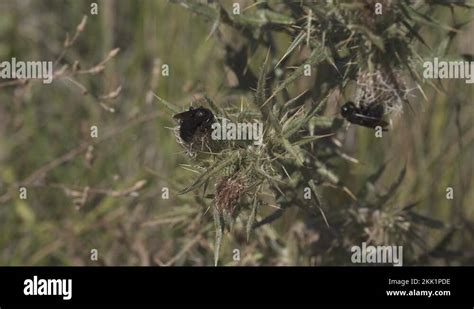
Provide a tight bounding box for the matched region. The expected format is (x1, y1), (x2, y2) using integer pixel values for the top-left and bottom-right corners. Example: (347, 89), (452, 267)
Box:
(173, 106), (215, 143)
(340, 101), (388, 130)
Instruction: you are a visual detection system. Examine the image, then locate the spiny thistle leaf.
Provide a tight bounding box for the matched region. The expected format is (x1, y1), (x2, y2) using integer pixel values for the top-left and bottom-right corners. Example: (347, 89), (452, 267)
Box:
(179, 152), (239, 194)
(263, 44), (329, 106)
(281, 138), (304, 165)
(232, 8), (295, 27)
(283, 98), (325, 138)
(255, 49), (282, 134)
(275, 31), (305, 69)
(348, 24), (385, 51)
(170, 0), (218, 20)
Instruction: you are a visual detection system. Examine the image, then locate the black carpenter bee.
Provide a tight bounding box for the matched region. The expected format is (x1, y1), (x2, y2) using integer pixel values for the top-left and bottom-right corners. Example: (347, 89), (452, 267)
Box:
(340, 101), (388, 130)
(173, 106), (215, 143)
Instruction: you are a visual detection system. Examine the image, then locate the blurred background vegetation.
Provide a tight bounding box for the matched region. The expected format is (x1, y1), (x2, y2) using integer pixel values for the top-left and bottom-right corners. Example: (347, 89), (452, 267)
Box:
(0, 0), (472, 266)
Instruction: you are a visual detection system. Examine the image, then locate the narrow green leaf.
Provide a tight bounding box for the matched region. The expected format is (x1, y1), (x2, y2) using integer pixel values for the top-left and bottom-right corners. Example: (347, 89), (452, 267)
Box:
(291, 133), (333, 147)
(357, 161), (388, 199)
(213, 206), (223, 266)
(246, 191), (260, 241)
(376, 166), (406, 208)
(408, 212), (445, 229)
(152, 93), (180, 114)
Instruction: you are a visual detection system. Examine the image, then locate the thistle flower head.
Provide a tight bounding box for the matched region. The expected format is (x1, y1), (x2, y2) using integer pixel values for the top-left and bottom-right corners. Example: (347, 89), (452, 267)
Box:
(214, 175), (245, 217)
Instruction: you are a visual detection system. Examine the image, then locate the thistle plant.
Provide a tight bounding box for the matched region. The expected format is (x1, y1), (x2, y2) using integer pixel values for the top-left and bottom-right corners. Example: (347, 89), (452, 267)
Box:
(0, 0), (471, 267)
(159, 0), (474, 266)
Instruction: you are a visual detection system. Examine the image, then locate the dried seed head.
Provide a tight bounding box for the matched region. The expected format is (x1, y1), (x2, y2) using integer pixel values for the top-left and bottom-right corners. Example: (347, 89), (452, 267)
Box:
(355, 69), (413, 118)
(364, 209), (413, 246)
(214, 175), (245, 216)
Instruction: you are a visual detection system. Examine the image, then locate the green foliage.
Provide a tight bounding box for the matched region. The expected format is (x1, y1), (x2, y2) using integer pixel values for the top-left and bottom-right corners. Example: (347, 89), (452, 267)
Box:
(0, 0), (472, 266)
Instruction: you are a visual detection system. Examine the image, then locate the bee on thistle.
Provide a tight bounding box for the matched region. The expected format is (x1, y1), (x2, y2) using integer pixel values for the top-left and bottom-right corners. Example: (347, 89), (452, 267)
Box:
(173, 106), (217, 157)
(173, 106), (215, 143)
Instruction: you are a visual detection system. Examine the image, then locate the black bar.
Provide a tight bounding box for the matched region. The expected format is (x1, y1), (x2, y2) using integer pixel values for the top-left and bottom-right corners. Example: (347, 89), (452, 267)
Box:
(0, 267), (472, 307)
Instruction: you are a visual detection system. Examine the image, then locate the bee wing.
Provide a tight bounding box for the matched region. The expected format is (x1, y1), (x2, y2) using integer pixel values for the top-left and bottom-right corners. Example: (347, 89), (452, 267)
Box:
(352, 112), (378, 120)
(352, 112), (389, 127)
(179, 120), (197, 142)
(173, 110), (193, 121)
